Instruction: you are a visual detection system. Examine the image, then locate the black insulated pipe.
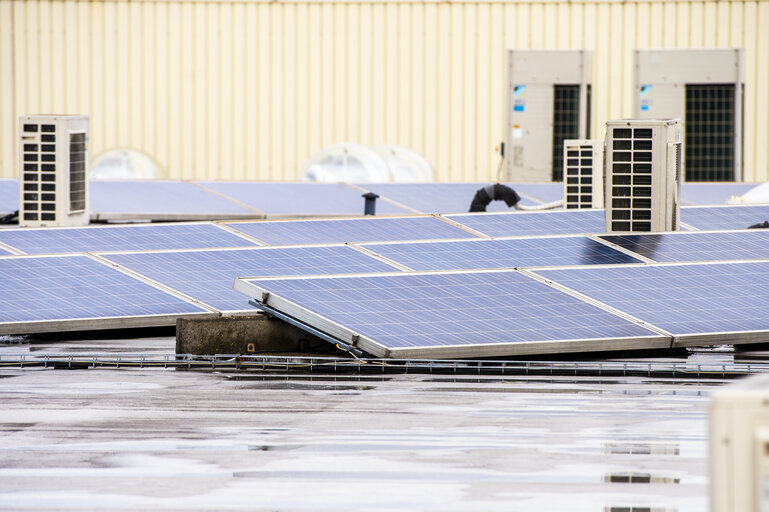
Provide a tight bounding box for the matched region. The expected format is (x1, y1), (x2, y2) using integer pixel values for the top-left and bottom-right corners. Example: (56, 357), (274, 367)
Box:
(362, 192), (379, 215)
(469, 184), (521, 212)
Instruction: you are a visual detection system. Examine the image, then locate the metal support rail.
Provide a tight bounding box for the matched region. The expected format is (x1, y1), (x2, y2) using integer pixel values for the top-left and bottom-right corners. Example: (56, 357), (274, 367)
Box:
(0, 353), (766, 378)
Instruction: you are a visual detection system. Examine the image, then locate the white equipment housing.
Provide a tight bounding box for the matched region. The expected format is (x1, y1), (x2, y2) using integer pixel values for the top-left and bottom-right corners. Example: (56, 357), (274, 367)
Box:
(604, 119), (682, 233)
(563, 139), (603, 209)
(503, 49), (592, 182)
(710, 374), (769, 512)
(634, 48), (743, 182)
(19, 115), (89, 227)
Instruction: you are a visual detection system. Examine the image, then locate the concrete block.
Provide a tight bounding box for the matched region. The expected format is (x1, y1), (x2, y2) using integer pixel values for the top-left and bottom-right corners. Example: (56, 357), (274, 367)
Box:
(176, 314), (327, 355)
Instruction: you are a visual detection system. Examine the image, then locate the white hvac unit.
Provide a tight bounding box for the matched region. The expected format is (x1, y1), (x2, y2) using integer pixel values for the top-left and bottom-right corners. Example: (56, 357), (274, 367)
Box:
(563, 139), (603, 209)
(710, 374), (769, 512)
(604, 119), (682, 233)
(635, 48), (743, 181)
(504, 49), (592, 182)
(19, 115), (89, 227)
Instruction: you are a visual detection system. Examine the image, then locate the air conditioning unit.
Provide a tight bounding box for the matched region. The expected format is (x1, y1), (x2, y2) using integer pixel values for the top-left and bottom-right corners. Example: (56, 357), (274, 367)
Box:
(635, 48), (743, 181)
(710, 374), (769, 512)
(503, 49), (593, 182)
(604, 119), (682, 233)
(563, 139), (603, 209)
(19, 115), (89, 227)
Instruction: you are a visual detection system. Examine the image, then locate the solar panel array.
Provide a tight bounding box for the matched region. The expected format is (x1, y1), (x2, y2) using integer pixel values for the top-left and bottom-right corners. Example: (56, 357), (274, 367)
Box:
(445, 209), (607, 237)
(359, 237), (642, 271)
(226, 216), (480, 246)
(681, 205), (769, 230)
(0, 223), (260, 255)
(235, 271), (666, 358)
(533, 261), (769, 345)
(100, 246), (401, 311)
(599, 230), (769, 263)
(0, 255), (208, 333)
(0, 179), (18, 216)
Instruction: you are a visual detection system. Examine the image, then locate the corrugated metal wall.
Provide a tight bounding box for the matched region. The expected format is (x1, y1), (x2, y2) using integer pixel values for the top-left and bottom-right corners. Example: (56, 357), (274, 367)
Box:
(1, 0), (768, 182)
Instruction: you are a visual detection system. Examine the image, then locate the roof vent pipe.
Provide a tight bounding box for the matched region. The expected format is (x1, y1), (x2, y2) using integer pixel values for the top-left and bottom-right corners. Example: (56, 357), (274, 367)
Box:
(362, 192), (379, 216)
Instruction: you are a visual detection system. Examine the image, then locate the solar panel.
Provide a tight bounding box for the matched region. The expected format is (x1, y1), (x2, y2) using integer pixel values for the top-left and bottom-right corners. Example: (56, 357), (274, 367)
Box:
(234, 270), (666, 358)
(0, 246), (14, 256)
(226, 216), (480, 246)
(196, 182), (411, 216)
(599, 230), (769, 263)
(354, 183), (541, 214)
(681, 205), (769, 231)
(0, 254), (208, 333)
(0, 223), (261, 255)
(101, 245), (401, 311)
(0, 179), (18, 216)
(90, 181), (260, 221)
(445, 209), (606, 237)
(359, 236), (642, 271)
(512, 183), (565, 204)
(534, 261), (769, 345)
(680, 182), (757, 205)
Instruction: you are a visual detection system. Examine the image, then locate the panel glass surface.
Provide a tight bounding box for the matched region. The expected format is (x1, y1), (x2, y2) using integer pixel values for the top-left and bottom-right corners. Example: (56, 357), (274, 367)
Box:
(0, 179), (18, 215)
(681, 205), (769, 230)
(197, 182), (410, 215)
(226, 216), (478, 245)
(446, 209), (606, 237)
(535, 262), (769, 335)
(91, 181), (255, 217)
(242, 271), (659, 350)
(356, 183), (539, 214)
(680, 183), (756, 205)
(0, 223), (260, 255)
(361, 237), (641, 271)
(600, 231), (769, 263)
(102, 246), (400, 311)
(0, 255), (206, 324)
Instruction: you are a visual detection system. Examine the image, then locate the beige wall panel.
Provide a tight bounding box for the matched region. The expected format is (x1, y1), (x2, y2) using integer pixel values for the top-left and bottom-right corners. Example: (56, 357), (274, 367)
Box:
(0, 1), (13, 178)
(2, 0), (769, 184)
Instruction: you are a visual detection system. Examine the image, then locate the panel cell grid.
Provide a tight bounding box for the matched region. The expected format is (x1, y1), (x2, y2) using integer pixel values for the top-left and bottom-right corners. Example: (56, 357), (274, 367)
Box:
(551, 85), (581, 181)
(226, 216), (479, 246)
(0, 255), (205, 324)
(361, 237), (641, 271)
(101, 245), (400, 311)
(0, 223), (260, 255)
(599, 230), (769, 262)
(685, 84), (735, 182)
(240, 271), (661, 356)
(446, 209), (606, 237)
(535, 262), (769, 336)
(681, 205), (769, 231)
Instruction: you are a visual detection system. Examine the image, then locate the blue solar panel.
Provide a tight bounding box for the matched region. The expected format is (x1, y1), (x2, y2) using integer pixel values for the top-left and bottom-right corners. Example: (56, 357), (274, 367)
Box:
(197, 182), (411, 216)
(0, 246), (14, 255)
(680, 183), (757, 205)
(354, 183), (540, 213)
(101, 245), (401, 311)
(360, 236), (642, 271)
(226, 216), (479, 245)
(0, 255), (206, 328)
(236, 271), (664, 358)
(512, 183), (564, 204)
(600, 231), (769, 263)
(681, 205), (769, 230)
(535, 261), (769, 336)
(90, 181), (258, 220)
(446, 209), (606, 237)
(0, 179), (18, 215)
(0, 223), (260, 255)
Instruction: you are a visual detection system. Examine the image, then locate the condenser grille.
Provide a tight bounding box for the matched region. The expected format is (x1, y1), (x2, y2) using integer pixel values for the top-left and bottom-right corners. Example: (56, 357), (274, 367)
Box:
(552, 85), (580, 181)
(685, 84), (735, 181)
(610, 128), (653, 232)
(564, 142), (596, 209)
(69, 133), (86, 211)
(20, 123), (56, 222)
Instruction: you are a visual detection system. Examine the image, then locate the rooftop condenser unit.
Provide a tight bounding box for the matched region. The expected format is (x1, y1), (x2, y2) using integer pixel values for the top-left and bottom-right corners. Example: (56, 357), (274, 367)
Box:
(503, 49), (592, 182)
(563, 139), (603, 209)
(19, 115), (89, 227)
(604, 119), (682, 233)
